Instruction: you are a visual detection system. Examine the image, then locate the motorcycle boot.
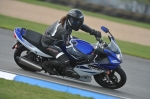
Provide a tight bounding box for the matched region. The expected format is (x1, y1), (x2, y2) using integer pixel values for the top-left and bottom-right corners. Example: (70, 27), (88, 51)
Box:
(63, 67), (80, 79)
(42, 61), (57, 75)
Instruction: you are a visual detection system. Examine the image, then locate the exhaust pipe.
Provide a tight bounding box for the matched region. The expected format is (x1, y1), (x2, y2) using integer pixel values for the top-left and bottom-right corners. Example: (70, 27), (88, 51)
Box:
(18, 57), (42, 71)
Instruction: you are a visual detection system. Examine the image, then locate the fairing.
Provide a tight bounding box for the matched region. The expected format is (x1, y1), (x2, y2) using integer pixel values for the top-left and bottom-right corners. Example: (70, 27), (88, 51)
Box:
(96, 38), (123, 69)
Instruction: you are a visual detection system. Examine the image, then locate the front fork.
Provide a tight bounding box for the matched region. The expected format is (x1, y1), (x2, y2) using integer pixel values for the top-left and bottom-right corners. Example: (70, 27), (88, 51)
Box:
(104, 69), (116, 84)
(104, 66), (121, 84)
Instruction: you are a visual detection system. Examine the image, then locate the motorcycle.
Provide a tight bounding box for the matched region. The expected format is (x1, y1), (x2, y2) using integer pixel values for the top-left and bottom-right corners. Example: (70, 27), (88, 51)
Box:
(12, 26), (126, 89)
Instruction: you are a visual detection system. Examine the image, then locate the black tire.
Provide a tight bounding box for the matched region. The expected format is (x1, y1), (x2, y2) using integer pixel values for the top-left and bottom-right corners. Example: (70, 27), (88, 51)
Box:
(94, 67), (127, 89)
(14, 47), (37, 72)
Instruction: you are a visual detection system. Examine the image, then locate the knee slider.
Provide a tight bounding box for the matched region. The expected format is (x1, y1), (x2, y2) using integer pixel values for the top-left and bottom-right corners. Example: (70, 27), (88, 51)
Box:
(60, 60), (70, 67)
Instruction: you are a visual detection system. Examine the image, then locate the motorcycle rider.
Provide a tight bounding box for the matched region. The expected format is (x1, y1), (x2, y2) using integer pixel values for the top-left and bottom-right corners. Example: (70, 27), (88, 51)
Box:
(41, 9), (101, 76)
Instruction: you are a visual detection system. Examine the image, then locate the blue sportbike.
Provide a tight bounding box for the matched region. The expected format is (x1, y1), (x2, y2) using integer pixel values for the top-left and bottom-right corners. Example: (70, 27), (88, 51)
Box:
(12, 26), (126, 89)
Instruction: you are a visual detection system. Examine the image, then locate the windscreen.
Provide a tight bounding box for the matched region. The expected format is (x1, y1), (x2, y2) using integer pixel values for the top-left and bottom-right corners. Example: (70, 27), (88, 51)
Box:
(105, 38), (121, 54)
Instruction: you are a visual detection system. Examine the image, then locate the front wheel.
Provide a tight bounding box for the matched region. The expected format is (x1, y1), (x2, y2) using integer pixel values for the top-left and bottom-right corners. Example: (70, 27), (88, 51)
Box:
(94, 67), (127, 89)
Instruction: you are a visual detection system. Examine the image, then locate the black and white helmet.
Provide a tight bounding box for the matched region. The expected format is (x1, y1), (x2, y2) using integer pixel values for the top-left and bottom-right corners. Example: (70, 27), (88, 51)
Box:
(67, 9), (84, 31)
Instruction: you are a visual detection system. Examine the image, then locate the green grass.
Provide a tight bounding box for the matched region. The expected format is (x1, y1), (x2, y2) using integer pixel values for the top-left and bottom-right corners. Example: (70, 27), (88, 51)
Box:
(0, 78), (93, 99)
(0, 14), (47, 33)
(17, 0), (150, 29)
(0, 14), (150, 59)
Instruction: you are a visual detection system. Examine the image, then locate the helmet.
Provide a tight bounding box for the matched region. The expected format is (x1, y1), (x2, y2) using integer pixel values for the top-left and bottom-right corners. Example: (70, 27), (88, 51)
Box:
(67, 9), (84, 31)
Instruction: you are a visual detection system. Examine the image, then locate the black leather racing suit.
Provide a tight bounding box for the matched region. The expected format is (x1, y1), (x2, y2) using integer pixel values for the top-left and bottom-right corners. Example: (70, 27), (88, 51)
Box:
(41, 20), (98, 68)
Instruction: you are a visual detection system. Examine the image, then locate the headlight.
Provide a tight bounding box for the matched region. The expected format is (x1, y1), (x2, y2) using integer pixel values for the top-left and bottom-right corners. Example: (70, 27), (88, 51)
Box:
(116, 54), (123, 62)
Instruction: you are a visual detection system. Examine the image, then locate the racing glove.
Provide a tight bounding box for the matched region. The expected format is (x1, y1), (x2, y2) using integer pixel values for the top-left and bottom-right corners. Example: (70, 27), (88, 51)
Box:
(90, 29), (101, 38)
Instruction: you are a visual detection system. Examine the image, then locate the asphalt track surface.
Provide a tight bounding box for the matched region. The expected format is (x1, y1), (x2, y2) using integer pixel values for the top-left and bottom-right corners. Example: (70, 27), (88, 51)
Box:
(0, 28), (150, 99)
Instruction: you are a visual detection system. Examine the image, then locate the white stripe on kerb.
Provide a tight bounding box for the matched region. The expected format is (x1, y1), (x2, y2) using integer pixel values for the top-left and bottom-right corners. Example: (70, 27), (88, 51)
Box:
(56, 52), (64, 59)
(0, 71), (16, 80)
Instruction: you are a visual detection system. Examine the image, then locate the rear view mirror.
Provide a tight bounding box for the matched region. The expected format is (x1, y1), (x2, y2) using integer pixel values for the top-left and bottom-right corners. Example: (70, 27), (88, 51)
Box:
(101, 26), (109, 33)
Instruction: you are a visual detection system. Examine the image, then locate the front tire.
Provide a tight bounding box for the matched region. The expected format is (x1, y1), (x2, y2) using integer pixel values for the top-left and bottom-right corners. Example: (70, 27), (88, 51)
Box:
(94, 67), (127, 89)
(14, 47), (37, 72)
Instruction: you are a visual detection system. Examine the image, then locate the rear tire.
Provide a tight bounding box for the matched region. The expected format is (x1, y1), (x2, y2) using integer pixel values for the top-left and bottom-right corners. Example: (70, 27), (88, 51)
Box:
(94, 67), (126, 89)
(14, 47), (37, 72)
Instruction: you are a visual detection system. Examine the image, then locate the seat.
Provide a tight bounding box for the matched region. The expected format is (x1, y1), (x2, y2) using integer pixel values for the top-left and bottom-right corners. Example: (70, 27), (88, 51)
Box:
(22, 29), (50, 55)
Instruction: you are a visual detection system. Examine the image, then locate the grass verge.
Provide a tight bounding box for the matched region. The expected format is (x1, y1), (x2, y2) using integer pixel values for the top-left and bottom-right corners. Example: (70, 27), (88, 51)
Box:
(0, 78), (92, 99)
(0, 14), (150, 59)
(17, 0), (150, 29)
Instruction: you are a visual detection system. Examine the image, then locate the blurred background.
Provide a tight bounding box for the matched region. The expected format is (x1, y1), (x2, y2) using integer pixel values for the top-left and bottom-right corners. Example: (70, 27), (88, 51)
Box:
(85, 0), (150, 15)
(41, 0), (150, 23)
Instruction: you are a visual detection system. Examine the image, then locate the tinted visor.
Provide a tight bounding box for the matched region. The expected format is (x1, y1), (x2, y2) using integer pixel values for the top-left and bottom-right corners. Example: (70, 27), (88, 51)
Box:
(69, 17), (81, 27)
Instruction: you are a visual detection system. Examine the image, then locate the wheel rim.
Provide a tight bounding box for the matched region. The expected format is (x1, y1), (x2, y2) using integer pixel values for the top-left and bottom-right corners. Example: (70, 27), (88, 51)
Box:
(99, 70), (122, 88)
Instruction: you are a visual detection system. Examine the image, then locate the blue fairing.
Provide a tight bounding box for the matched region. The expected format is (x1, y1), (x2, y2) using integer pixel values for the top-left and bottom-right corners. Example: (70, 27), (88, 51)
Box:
(71, 39), (94, 55)
(97, 49), (121, 69)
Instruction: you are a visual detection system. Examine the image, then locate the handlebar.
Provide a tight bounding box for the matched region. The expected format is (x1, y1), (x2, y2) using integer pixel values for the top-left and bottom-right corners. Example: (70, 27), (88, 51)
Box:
(96, 37), (103, 43)
(96, 37), (108, 47)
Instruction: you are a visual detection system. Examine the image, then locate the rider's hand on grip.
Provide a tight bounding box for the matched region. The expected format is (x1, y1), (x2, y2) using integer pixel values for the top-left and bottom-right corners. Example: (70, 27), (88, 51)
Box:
(95, 31), (101, 38)
(91, 29), (101, 38)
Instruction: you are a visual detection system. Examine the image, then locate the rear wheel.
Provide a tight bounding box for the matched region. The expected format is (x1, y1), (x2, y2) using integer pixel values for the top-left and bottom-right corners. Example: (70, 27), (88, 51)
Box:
(14, 47), (37, 72)
(94, 67), (126, 89)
